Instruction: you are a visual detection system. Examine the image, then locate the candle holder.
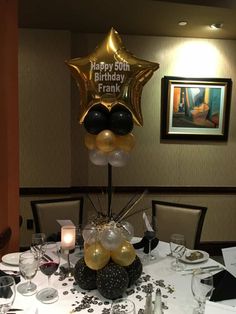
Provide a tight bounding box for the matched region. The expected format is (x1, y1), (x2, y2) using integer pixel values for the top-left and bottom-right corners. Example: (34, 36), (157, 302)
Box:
(60, 225), (76, 277)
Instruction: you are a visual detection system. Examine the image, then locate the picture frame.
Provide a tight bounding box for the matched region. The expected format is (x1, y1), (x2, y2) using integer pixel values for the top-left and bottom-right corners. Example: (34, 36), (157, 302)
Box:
(161, 76), (232, 141)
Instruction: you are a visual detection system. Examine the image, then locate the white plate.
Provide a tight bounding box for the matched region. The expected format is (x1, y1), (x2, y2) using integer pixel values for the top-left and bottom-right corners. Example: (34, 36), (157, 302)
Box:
(2, 252), (21, 266)
(180, 250), (209, 264)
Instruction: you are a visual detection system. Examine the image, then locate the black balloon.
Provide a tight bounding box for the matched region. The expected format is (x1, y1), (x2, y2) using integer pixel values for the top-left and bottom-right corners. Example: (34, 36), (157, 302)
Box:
(74, 257), (97, 290)
(125, 255), (143, 287)
(109, 106), (133, 135)
(84, 105), (109, 134)
(97, 262), (129, 300)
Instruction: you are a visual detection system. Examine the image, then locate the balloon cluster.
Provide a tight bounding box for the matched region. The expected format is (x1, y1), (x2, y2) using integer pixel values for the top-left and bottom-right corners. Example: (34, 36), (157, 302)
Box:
(84, 105), (135, 167)
(82, 220), (135, 270)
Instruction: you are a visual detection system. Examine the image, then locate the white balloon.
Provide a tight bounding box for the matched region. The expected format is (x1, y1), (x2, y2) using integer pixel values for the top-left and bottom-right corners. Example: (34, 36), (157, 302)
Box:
(108, 149), (130, 167)
(82, 224), (99, 244)
(89, 149), (108, 166)
(120, 221), (134, 241)
(100, 224), (123, 251)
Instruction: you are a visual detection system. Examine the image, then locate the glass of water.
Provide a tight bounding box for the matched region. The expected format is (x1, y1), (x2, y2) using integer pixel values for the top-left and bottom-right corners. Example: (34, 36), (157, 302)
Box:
(0, 276), (16, 313)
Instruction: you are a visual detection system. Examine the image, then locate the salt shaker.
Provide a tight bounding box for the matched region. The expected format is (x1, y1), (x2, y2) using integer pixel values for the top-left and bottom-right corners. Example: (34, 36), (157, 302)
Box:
(144, 291), (152, 314)
(153, 288), (162, 314)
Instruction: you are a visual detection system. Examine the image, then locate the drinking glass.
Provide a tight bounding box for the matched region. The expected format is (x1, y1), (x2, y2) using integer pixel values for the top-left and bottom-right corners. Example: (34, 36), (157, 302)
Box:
(0, 276), (16, 314)
(111, 298), (136, 314)
(142, 214), (157, 264)
(191, 269), (214, 314)
(17, 251), (38, 296)
(169, 233), (186, 271)
(31, 233), (46, 259)
(36, 242), (60, 304)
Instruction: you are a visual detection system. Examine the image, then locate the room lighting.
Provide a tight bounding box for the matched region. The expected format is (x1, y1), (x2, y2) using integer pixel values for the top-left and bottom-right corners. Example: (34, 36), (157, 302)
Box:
(178, 21), (188, 26)
(61, 225), (76, 277)
(210, 23), (223, 29)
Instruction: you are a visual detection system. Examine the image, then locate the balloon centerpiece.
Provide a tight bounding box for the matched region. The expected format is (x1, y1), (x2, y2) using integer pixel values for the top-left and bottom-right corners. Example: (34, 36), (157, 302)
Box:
(66, 28), (159, 299)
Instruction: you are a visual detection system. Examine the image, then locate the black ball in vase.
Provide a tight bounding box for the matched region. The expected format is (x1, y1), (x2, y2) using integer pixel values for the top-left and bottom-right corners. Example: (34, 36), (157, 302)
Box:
(125, 255), (143, 287)
(74, 257), (97, 290)
(97, 262), (129, 300)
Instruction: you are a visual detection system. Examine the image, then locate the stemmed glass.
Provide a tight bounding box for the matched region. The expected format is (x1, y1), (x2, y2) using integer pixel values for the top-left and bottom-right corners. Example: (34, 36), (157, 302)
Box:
(170, 233), (186, 271)
(17, 251), (38, 296)
(111, 298), (136, 314)
(143, 214), (157, 264)
(191, 269), (214, 314)
(0, 276), (16, 313)
(31, 233), (46, 259)
(36, 242), (60, 304)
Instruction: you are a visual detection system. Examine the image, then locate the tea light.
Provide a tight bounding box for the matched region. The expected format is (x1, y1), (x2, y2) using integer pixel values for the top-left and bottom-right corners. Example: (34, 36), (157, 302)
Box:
(61, 225), (76, 252)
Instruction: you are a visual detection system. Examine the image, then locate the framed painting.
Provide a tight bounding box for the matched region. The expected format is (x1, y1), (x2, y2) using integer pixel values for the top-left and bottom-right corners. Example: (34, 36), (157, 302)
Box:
(161, 76), (232, 141)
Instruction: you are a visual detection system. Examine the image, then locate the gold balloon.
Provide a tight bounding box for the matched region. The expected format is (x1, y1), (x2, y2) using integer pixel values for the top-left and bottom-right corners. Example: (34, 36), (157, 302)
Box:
(65, 28), (159, 126)
(116, 133), (136, 152)
(96, 130), (116, 153)
(84, 133), (97, 150)
(110, 240), (136, 266)
(84, 242), (110, 270)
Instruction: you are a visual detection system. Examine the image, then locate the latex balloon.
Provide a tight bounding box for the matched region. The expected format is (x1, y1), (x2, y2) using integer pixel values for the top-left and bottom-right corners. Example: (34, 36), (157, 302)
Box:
(89, 149), (108, 166)
(84, 105), (109, 134)
(65, 28), (159, 126)
(82, 224), (99, 244)
(111, 240), (136, 266)
(109, 105), (133, 135)
(116, 133), (135, 152)
(96, 130), (116, 153)
(108, 149), (130, 167)
(84, 133), (97, 150)
(84, 242), (110, 270)
(120, 221), (134, 241)
(100, 224), (123, 251)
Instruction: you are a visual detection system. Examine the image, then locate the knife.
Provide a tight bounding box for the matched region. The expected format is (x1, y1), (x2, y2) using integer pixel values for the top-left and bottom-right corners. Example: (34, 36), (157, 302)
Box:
(183, 265), (222, 272)
(181, 266), (224, 275)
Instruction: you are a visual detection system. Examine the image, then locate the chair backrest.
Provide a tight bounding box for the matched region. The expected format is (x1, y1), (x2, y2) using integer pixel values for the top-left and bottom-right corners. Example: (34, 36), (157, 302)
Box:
(31, 197), (84, 240)
(152, 200), (207, 249)
(0, 227), (12, 258)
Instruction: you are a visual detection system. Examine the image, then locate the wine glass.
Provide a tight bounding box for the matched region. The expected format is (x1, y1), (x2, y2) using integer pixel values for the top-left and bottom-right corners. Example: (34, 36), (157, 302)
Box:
(0, 276), (16, 313)
(31, 233), (46, 259)
(191, 269), (214, 314)
(169, 233), (186, 271)
(17, 251), (38, 296)
(36, 242), (60, 304)
(143, 214), (157, 264)
(111, 298), (136, 314)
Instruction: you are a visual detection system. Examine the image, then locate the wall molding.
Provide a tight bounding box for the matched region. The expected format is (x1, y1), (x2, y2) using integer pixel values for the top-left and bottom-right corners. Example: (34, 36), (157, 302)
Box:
(20, 186), (236, 195)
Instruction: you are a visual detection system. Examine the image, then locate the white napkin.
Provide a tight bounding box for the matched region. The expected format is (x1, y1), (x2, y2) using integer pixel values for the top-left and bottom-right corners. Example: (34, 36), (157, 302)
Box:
(205, 301), (236, 313)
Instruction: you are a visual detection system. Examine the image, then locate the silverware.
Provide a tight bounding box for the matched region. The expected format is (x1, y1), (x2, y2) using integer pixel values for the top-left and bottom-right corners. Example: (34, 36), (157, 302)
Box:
(183, 265), (222, 272)
(181, 266), (224, 275)
(8, 309), (23, 312)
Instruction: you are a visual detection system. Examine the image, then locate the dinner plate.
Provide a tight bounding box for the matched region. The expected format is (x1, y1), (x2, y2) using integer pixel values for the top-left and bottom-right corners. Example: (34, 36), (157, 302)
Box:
(2, 252), (21, 266)
(180, 250), (209, 264)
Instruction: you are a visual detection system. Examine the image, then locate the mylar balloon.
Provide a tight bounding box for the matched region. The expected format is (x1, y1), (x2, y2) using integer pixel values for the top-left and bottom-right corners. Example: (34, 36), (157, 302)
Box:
(109, 105), (133, 135)
(89, 149), (108, 166)
(96, 130), (116, 153)
(84, 242), (110, 270)
(116, 133), (135, 152)
(110, 240), (136, 266)
(66, 28), (159, 126)
(108, 149), (130, 167)
(84, 105), (109, 134)
(84, 133), (97, 150)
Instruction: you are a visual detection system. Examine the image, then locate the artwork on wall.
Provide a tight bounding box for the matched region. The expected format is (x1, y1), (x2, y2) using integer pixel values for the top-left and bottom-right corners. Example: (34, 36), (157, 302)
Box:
(161, 76), (232, 141)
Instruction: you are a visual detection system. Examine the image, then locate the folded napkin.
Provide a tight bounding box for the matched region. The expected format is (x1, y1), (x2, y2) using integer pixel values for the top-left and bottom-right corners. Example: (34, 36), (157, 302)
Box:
(133, 232), (159, 254)
(0, 270), (20, 284)
(210, 269), (236, 301)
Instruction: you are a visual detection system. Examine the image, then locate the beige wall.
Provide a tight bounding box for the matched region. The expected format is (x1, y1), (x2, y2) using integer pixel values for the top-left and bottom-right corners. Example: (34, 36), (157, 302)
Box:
(19, 29), (236, 247)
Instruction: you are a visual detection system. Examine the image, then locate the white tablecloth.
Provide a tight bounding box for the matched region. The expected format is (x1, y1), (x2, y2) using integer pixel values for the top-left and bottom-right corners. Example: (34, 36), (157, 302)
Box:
(0, 242), (229, 314)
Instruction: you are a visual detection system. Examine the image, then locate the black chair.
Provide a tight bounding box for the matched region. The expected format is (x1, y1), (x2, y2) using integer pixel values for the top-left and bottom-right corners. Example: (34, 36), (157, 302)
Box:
(152, 200), (207, 249)
(31, 197), (84, 241)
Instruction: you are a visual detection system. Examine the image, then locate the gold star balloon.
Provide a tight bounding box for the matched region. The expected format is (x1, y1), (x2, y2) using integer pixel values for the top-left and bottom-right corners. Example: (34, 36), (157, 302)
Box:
(65, 28), (159, 126)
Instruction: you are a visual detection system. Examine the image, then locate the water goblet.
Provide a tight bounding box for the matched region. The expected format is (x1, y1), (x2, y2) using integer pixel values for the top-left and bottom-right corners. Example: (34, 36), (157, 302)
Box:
(31, 233), (46, 259)
(142, 214), (157, 264)
(36, 242), (60, 304)
(0, 276), (16, 314)
(170, 233), (186, 271)
(17, 251), (38, 296)
(111, 298), (136, 314)
(191, 269), (214, 314)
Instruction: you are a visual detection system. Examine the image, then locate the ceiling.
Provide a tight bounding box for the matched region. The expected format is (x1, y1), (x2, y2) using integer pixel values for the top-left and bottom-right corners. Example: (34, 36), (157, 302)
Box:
(18, 0), (236, 40)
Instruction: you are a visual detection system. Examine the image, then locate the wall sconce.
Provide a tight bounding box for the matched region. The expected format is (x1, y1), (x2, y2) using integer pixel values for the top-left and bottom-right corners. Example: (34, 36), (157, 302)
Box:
(61, 225), (76, 277)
